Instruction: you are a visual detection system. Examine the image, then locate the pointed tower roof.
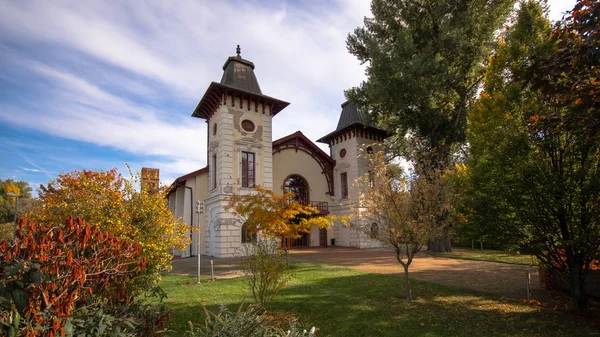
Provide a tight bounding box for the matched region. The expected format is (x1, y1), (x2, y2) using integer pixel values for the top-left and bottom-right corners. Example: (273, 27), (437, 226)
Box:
(192, 45), (289, 119)
(317, 101), (390, 144)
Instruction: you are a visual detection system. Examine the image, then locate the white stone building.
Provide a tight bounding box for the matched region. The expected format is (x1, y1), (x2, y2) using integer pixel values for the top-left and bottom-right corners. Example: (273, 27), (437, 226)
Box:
(168, 48), (389, 258)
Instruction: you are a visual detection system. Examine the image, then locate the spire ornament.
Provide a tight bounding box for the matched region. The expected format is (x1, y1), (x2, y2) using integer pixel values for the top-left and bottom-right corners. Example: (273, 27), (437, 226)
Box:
(236, 45), (241, 58)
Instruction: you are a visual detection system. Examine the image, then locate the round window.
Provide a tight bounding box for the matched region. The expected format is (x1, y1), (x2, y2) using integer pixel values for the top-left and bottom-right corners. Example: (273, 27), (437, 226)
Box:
(339, 148), (347, 158)
(213, 123), (217, 136)
(241, 119), (256, 132)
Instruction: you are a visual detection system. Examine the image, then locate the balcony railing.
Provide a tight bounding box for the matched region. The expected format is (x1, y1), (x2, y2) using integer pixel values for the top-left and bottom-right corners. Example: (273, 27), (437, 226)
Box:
(310, 201), (329, 215)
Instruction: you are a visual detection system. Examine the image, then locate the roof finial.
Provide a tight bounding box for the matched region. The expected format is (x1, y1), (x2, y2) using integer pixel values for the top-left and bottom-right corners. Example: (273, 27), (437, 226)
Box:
(236, 45), (241, 58)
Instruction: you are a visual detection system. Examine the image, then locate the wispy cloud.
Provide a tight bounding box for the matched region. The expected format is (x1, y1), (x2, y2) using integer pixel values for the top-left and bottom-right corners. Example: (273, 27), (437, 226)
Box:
(21, 167), (40, 172)
(0, 0), (575, 184)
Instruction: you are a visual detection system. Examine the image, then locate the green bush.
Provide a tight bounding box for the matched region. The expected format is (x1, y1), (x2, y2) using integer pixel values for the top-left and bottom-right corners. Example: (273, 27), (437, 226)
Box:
(238, 240), (290, 307)
(0, 222), (12, 241)
(187, 304), (316, 337)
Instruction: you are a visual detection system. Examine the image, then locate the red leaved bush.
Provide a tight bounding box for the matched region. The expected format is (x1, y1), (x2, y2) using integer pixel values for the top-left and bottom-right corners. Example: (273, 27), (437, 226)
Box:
(0, 217), (148, 337)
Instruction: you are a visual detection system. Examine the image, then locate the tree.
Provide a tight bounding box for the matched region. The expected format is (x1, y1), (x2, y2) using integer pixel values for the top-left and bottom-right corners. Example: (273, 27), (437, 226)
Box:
(454, 0), (554, 251)
(0, 179), (34, 224)
(226, 186), (336, 256)
(352, 151), (446, 302)
(346, 0), (515, 251)
(37, 168), (190, 285)
(464, 0), (600, 312)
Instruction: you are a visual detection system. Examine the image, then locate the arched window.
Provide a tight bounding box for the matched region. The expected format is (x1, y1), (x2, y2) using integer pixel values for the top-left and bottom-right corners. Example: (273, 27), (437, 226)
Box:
(283, 175), (309, 205)
(370, 223), (378, 239)
(241, 223), (257, 243)
(366, 146), (374, 154)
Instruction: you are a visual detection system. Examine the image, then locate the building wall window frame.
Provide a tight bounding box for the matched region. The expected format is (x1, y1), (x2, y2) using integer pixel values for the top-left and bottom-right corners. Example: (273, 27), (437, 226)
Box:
(370, 223), (378, 239)
(241, 151), (256, 187)
(241, 223), (257, 243)
(212, 153), (217, 190)
(283, 174), (309, 205)
(340, 172), (348, 199)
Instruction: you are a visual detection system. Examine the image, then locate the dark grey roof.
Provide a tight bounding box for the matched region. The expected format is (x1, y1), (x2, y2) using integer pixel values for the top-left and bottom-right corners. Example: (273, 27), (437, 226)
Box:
(316, 101), (390, 144)
(220, 56), (262, 94)
(336, 101), (371, 130)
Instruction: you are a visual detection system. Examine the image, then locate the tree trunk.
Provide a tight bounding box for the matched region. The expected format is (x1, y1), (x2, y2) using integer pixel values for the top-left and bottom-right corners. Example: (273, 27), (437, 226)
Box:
(403, 264), (412, 302)
(569, 263), (587, 312)
(428, 237), (451, 252)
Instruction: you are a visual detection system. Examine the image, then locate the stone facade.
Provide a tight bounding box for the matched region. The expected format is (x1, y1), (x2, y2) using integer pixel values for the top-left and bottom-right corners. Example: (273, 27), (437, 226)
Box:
(168, 50), (389, 258)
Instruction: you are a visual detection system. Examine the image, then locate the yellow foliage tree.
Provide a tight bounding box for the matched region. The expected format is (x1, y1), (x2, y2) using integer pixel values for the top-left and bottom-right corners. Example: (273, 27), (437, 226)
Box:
(38, 168), (189, 284)
(4, 184), (20, 198)
(353, 151), (447, 302)
(226, 186), (338, 253)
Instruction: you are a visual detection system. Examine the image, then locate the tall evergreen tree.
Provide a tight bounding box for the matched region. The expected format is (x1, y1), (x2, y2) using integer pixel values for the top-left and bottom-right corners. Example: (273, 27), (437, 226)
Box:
(346, 0), (515, 251)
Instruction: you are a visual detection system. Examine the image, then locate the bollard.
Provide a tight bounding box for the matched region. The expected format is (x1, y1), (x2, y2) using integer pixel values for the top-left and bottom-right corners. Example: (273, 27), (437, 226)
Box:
(211, 260), (215, 282)
(526, 272), (531, 301)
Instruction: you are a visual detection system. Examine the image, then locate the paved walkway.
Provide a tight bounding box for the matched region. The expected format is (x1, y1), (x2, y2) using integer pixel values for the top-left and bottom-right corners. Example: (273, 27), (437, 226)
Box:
(170, 247), (540, 299)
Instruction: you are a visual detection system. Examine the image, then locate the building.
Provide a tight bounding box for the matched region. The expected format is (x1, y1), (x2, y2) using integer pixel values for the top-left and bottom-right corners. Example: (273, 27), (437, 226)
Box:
(168, 47), (389, 258)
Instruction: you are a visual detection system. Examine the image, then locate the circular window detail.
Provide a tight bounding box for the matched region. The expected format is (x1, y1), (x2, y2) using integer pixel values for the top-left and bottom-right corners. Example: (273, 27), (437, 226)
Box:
(339, 148), (347, 158)
(241, 119), (256, 132)
(213, 123), (217, 136)
(366, 146), (374, 154)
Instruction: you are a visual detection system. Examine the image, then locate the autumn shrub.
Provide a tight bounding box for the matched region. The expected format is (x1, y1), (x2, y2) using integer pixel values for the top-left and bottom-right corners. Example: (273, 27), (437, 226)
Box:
(186, 303), (316, 337)
(238, 240), (291, 308)
(0, 217), (171, 337)
(0, 222), (12, 241)
(37, 168), (190, 285)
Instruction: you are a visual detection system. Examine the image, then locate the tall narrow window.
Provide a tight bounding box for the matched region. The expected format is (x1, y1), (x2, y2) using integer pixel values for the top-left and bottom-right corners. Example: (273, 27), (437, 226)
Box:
(241, 223), (257, 243)
(368, 170), (375, 188)
(212, 154), (217, 189)
(242, 152), (255, 187)
(341, 172), (348, 199)
(370, 223), (378, 239)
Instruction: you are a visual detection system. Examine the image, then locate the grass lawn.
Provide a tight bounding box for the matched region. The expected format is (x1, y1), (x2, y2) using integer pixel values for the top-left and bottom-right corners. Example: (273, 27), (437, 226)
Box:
(160, 263), (597, 337)
(426, 249), (538, 266)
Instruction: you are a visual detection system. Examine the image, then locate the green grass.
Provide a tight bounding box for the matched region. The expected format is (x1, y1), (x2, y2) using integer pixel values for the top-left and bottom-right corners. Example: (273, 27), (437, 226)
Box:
(426, 249), (538, 266)
(160, 263), (597, 337)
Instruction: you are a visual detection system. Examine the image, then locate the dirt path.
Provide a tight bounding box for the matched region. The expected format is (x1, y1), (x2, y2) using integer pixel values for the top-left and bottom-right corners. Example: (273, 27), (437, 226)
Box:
(289, 247), (540, 299)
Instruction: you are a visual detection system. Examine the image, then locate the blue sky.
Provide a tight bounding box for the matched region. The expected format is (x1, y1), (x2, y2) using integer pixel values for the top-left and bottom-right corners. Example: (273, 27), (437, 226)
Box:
(0, 0), (575, 193)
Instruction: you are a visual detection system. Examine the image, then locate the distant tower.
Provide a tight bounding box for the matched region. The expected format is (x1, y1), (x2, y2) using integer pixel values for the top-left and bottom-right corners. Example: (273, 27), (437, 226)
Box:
(317, 101), (389, 247)
(192, 46), (289, 257)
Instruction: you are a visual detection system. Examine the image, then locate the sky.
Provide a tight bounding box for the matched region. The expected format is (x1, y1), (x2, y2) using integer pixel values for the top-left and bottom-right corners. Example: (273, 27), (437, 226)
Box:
(0, 0), (576, 192)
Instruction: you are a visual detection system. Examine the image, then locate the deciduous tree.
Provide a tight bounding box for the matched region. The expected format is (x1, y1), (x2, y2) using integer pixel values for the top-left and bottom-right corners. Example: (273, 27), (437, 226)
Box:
(352, 151), (447, 302)
(226, 186), (336, 256)
(37, 168), (189, 284)
(346, 0), (515, 251)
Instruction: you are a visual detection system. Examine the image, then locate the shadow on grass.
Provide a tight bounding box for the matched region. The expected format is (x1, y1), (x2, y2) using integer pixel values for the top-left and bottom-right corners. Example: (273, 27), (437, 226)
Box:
(162, 263), (598, 337)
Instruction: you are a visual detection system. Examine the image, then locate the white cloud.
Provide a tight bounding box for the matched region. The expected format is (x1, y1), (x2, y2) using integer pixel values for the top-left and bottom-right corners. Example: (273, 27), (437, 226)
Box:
(0, 0), (574, 181)
(21, 167), (41, 172)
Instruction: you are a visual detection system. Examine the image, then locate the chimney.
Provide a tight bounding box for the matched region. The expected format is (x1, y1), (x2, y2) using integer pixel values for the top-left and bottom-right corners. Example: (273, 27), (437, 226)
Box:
(141, 168), (160, 192)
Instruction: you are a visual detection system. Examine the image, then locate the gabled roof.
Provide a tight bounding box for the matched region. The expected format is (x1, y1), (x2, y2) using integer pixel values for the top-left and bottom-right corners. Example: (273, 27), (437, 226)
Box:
(317, 101), (390, 144)
(192, 48), (289, 120)
(273, 131), (336, 196)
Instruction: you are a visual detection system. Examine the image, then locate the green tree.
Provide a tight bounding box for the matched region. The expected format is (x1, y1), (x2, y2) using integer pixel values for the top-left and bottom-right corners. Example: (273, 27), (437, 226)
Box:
(346, 0), (515, 251)
(464, 0), (600, 312)
(0, 179), (34, 224)
(456, 0), (554, 250)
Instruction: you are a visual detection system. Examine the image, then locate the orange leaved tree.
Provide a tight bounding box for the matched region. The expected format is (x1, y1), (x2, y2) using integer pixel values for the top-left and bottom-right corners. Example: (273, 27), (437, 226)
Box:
(226, 186), (336, 255)
(37, 168), (189, 284)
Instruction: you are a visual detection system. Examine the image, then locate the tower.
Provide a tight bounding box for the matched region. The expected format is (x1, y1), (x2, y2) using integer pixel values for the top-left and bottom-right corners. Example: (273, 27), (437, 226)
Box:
(192, 46), (289, 257)
(317, 101), (389, 247)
